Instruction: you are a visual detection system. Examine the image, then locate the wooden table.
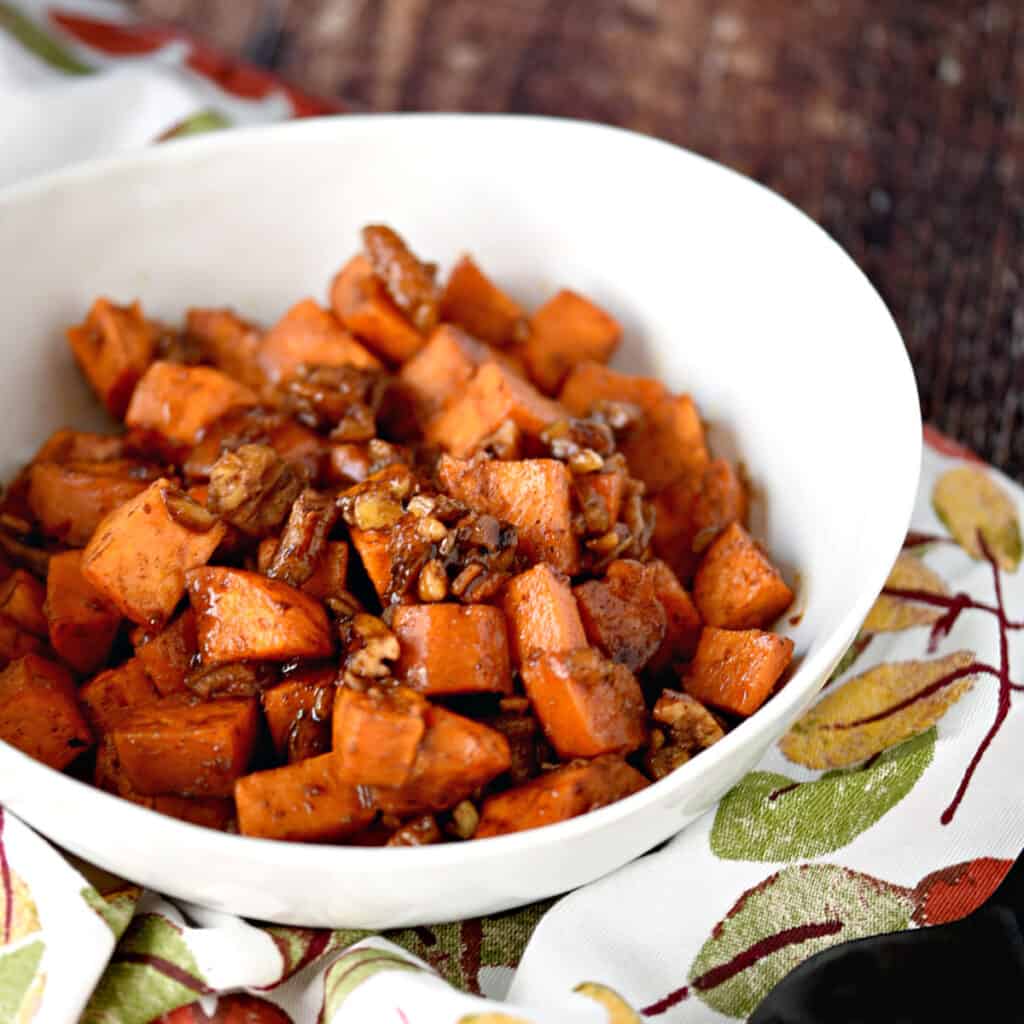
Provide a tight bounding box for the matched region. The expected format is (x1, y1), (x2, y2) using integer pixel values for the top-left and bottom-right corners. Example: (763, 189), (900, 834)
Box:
(131, 0), (1024, 478)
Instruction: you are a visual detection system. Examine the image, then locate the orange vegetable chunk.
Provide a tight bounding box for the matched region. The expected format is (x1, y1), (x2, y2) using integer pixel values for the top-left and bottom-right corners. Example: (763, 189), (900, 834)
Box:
(521, 646), (647, 759)
(397, 324), (491, 422)
(558, 360), (667, 417)
(0, 618), (43, 668)
(620, 394), (708, 494)
(112, 695), (259, 797)
(348, 527), (394, 603)
(66, 298), (159, 418)
(503, 564), (586, 666)
(648, 559), (703, 669)
(82, 479), (226, 626)
(524, 289), (621, 394)
(235, 753), (375, 842)
(573, 471), (626, 535)
(693, 522), (794, 629)
(439, 455), (580, 574)
(0, 654), (93, 769)
(258, 538), (349, 602)
(476, 755), (648, 838)
(46, 550), (121, 674)
(186, 567), (334, 664)
(185, 307), (267, 393)
(79, 657), (158, 733)
(33, 428), (125, 465)
(392, 604), (513, 695)
(440, 255), (528, 347)
(684, 626), (794, 717)
(262, 667), (336, 763)
(132, 609), (197, 696)
(0, 570), (47, 638)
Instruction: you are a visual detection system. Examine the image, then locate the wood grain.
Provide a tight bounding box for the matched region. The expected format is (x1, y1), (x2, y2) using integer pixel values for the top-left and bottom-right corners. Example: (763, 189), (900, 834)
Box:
(127, 0), (1024, 478)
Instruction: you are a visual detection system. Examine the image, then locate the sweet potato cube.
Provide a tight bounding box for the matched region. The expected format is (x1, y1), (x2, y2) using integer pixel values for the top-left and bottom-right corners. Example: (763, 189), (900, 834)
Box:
(27, 462), (149, 547)
(348, 527), (393, 603)
(620, 395), (709, 494)
(112, 695), (259, 797)
(333, 685), (428, 787)
(125, 362), (259, 448)
(648, 560), (702, 670)
(574, 560), (667, 673)
(439, 255), (528, 346)
(0, 570), (47, 638)
(330, 254), (425, 363)
(573, 471), (625, 536)
(397, 324), (491, 422)
(262, 666), (336, 763)
(392, 604), (513, 695)
(82, 480), (226, 626)
(524, 289), (621, 394)
(185, 307), (267, 393)
(684, 627), (794, 717)
(693, 522), (793, 629)
(476, 755), (648, 838)
(521, 646), (647, 759)
(46, 550), (121, 674)
(132, 609), (197, 696)
(66, 298), (159, 418)
(186, 567), (334, 664)
(558, 361), (667, 417)
(439, 455), (580, 574)
(258, 538), (349, 603)
(235, 753), (375, 842)
(0, 618), (43, 668)
(426, 361), (564, 457)
(33, 428), (125, 465)
(258, 298), (381, 383)
(0, 655), (93, 769)
(79, 658), (158, 734)
(371, 704), (511, 817)
(503, 564), (587, 666)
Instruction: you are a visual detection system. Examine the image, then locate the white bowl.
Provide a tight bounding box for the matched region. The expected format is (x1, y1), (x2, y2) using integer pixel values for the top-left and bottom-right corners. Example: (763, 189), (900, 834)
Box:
(0, 115), (920, 927)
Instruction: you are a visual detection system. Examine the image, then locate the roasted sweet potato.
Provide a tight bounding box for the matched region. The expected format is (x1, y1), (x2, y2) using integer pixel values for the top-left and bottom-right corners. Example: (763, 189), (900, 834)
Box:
(185, 307), (266, 393)
(0, 570), (47, 639)
(439, 455), (580, 574)
(235, 753), (375, 842)
(132, 609), (197, 696)
(573, 471), (626, 536)
(684, 626), (794, 717)
(521, 646), (647, 759)
(648, 560), (702, 670)
(0, 654), (93, 769)
(503, 564), (586, 666)
(348, 527), (394, 604)
(574, 560), (667, 672)
(558, 361), (667, 417)
(258, 298), (381, 383)
(476, 755), (648, 838)
(186, 567), (334, 664)
(524, 289), (621, 394)
(82, 479), (226, 625)
(397, 324), (492, 422)
(261, 666), (336, 763)
(258, 537), (349, 602)
(692, 522), (793, 629)
(66, 298), (159, 418)
(619, 395), (708, 494)
(439, 255), (528, 347)
(0, 617), (43, 668)
(330, 254), (425, 363)
(45, 550), (121, 674)
(33, 428), (126, 465)
(79, 658), (158, 734)
(112, 694), (259, 797)
(392, 604), (513, 695)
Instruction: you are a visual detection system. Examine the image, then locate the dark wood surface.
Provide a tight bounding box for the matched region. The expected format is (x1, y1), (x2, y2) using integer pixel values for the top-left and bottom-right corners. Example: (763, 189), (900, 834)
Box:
(130, 0), (1024, 478)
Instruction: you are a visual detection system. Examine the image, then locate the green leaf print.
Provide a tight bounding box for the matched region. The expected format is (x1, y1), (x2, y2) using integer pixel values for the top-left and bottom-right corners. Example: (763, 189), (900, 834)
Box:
(157, 110), (232, 142)
(322, 946), (423, 1019)
(711, 728), (935, 861)
(0, 3), (92, 74)
(0, 940), (44, 1024)
(689, 864), (914, 1019)
(81, 886), (138, 941)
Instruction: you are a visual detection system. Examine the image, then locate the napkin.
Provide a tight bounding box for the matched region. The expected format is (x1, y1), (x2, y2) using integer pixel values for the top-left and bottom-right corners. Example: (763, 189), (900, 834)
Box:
(2, 5), (1023, 1022)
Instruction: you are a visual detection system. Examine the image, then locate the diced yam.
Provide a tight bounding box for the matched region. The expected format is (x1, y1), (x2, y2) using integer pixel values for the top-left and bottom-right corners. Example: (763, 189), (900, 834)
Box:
(45, 551), (121, 674)
(652, 690), (725, 750)
(426, 361), (564, 457)
(66, 298), (159, 418)
(261, 666), (336, 763)
(391, 604), (512, 695)
(439, 455), (580, 574)
(348, 527), (393, 603)
(693, 522), (793, 629)
(574, 560), (667, 672)
(503, 564), (586, 666)
(558, 361), (667, 417)
(258, 298), (381, 383)
(186, 567), (334, 664)
(185, 307), (267, 393)
(521, 646), (647, 759)
(125, 362), (259, 448)
(333, 685), (428, 787)
(0, 655), (93, 769)
(648, 560), (702, 670)
(111, 695), (259, 797)
(0, 618), (43, 668)
(476, 755), (648, 838)
(27, 462), (149, 547)
(524, 289), (621, 394)
(258, 538), (349, 602)
(371, 704), (511, 817)
(79, 658), (158, 733)
(0, 570), (47, 638)
(33, 429), (125, 465)
(440, 255), (528, 346)
(82, 479), (226, 626)
(573, 471), (625, 535)
(397, 324), (491, 422)
(132, 609), (197, 696)
(235, 753), (375, 842)
(330, 254), (425, 363)
(684, 626), (794, 717)
(620, 395), (708, 494)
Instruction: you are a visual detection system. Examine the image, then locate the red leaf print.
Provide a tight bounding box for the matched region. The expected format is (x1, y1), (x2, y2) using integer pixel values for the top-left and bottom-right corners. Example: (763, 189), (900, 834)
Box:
(48, 10), (175, 55)
(922, 424), (983, 465)
(912, 857), (1013, 926)
(156, 993), (292, 1023)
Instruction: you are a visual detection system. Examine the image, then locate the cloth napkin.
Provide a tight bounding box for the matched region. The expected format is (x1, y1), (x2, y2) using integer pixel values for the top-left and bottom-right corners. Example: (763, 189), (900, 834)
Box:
(2, 4), (1024, 1022)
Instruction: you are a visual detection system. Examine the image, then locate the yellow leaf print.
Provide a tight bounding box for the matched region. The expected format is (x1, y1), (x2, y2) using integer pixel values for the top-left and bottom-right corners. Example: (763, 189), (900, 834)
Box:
(933, 466), (1021, 571)
(862, 553), (949, 632)
(0, 872), (40, 946)
(575, 982), (643, 1023)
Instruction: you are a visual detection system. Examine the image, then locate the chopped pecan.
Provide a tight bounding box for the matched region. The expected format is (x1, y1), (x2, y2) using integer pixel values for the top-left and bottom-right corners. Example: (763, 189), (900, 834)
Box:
(163, 488), (222, 534)
(266, 487), (339, 587)
(387, 815), (443, 847)
(282, 363), (387, 437)
(340, 612), (400, 683)
(448, 799), (479, 840)
(540, 416), (616, 460)
(156, 325), (203, 365)
(207, 444), (302, 537)
(186, 660), (278, 699)
(652, 690), (725, 752)
(362, 224), (439, 333)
